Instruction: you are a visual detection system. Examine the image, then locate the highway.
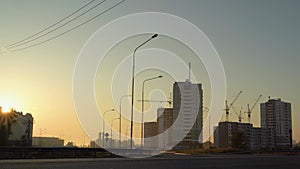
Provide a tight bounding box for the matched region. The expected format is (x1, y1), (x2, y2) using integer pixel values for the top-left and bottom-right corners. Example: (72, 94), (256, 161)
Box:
(0, 154), (299, 169)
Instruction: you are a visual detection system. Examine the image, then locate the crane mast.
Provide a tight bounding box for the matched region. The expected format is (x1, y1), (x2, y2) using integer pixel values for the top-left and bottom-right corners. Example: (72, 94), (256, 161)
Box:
(246, 94), (262, 123)
(224, 90), (242, 122)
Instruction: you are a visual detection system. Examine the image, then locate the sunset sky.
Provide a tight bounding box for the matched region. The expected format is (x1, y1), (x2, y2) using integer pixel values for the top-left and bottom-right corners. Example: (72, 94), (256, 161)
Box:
(0, 0), (299, 145)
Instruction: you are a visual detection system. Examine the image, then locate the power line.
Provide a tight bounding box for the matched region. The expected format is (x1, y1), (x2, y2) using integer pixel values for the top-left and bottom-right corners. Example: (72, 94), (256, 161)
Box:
(10, 0), (126, 53)
(5, 0), (97, 48)
(8, 0), (107, 49)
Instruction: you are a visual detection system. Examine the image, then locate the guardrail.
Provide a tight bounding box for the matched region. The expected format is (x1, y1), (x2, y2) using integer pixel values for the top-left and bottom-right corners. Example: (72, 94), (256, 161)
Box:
(0, 147), (116, 159)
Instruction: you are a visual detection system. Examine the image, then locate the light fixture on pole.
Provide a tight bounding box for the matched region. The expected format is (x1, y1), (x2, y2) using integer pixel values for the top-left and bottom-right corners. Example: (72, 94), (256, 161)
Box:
(130, 34), (158, 149)
(141, 75), (163, 148)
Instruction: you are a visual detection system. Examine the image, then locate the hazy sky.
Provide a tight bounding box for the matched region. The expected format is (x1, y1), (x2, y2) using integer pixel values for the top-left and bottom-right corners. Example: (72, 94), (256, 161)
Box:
(0, 0), (299, 145)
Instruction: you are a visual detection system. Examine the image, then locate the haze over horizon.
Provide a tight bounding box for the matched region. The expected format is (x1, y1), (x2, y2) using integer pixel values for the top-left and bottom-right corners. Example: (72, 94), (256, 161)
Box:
(0, 0), (299, 145)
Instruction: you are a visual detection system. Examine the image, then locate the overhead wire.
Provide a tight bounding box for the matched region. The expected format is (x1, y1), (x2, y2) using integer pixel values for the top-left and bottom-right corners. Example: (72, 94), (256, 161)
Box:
(7, 0), (107, 49)
(8, 0), (126, 53)
(5, 0), (97, 48)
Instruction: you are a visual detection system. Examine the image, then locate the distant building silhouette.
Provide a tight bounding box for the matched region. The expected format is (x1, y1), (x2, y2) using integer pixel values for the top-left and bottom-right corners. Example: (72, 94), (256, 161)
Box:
(0, 108), (33, 146)
(32, 137), (64, 147)
(260, 98), (293, 149)
(144, 122), (158, 149)
(214, 98), (293, 151)
(143, 80), (203, 150)
(93, 132), (135, 149)
(157, 108), (173, 150)
(215, 121), (267, 150)
(172, 80), (203, 150)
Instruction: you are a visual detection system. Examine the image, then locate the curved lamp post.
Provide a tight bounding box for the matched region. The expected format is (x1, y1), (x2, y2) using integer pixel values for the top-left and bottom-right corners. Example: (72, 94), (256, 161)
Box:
(130, 34), (158, 149)
(141, 75), (163, 148)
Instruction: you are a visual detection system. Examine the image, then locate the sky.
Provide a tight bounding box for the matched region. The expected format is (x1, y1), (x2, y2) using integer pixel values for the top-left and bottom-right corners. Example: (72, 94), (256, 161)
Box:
(0, 0), (299, 146)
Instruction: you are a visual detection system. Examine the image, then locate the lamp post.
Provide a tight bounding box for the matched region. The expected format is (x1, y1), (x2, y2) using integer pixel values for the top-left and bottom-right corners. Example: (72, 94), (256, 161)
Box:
(111, 117), (120, 148)
(130, 34), (158, 149)
(141, 75), (163, 148)
(102, 109), (115, 147)
(119, 95), (131, 148)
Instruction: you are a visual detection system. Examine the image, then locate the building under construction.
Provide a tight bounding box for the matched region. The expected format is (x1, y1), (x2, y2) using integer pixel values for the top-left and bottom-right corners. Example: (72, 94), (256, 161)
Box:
(214, 97), (293, 151)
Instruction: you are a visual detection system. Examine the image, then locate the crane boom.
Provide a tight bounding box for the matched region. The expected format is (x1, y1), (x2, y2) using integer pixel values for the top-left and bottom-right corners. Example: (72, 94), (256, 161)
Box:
(229, 90), (243, 109)
(225, 90), (242, 122)
(246, 94), (262, 123)
(250, 94), (262, 112)
(137, 100), (172, 107)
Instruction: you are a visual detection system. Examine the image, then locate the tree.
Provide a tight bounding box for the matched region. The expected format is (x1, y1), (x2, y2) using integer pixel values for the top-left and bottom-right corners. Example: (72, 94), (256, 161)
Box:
(0, 111), (17, 146)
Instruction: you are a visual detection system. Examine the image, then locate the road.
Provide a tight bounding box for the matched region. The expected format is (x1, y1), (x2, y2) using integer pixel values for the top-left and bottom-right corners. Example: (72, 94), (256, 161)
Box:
(0, 154), (299, 169)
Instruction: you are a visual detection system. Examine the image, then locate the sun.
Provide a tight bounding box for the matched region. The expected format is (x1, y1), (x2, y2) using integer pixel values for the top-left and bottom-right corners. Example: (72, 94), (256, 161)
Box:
(1, 105), (12, 113)
(0, 98), (19, 113)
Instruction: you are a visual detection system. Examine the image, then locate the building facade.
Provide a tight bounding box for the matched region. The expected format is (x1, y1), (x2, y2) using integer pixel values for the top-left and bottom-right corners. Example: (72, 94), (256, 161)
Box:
(144, 122), (158, 149)
(32, 137), (64, 147)
(157, 108), (173, 150)
(250, 127), (268, 150)
(215, 121), (269, 151)
(217, 121), (252, 149)
(213, 126), (219, 147)
(172, 80), (203, 150)
(260, 98), (293, 149)
(5, 110), (33, 146)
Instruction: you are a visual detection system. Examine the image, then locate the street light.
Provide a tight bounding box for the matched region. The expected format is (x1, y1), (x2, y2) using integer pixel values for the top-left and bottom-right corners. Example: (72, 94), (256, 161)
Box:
(130, 34), (158, 149)
(102, 108), (115, 147)
(119, 95), (131, 148)
(111, 117), (120, 148)
(141, 75), (163, 148)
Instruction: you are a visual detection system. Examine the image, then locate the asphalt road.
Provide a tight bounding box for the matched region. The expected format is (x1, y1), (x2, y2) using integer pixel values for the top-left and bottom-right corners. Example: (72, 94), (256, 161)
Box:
(0, 154), (299, 169)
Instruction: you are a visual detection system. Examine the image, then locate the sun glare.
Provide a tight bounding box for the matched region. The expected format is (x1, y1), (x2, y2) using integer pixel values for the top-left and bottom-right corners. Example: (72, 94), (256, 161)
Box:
(0, 97), (19, 113)
(1, 105), (12, 113)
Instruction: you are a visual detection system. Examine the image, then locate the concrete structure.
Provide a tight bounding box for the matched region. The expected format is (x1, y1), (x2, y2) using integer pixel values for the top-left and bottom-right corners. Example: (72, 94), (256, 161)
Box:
(260, 98), (293, 149)
(32, 137), (64, 147)
(217, 121), (252, 149)
(172, 80), (203, 150)
(250, 127), (268, 150)
(144, 122), (158, 149)
(7, 110), (33, 146)
(215, 121), (268, 150)
(213, 126), (219, 147)
(157, 108), (173, 150)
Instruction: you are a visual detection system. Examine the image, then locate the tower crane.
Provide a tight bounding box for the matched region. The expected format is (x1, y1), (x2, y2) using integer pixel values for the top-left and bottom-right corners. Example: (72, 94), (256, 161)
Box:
(224, 90), (242, 122)
(246, 94), (262, 123)
(238, 109), (243, 123)
(232, 106), (244, 123)
(137, 100), (172, 107)
(137, 92), (173, 108)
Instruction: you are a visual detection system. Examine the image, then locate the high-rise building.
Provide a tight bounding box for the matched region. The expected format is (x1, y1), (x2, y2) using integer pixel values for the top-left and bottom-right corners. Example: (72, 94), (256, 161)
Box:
(172, 80), (203, 150)
(260, 98), (293, 149)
